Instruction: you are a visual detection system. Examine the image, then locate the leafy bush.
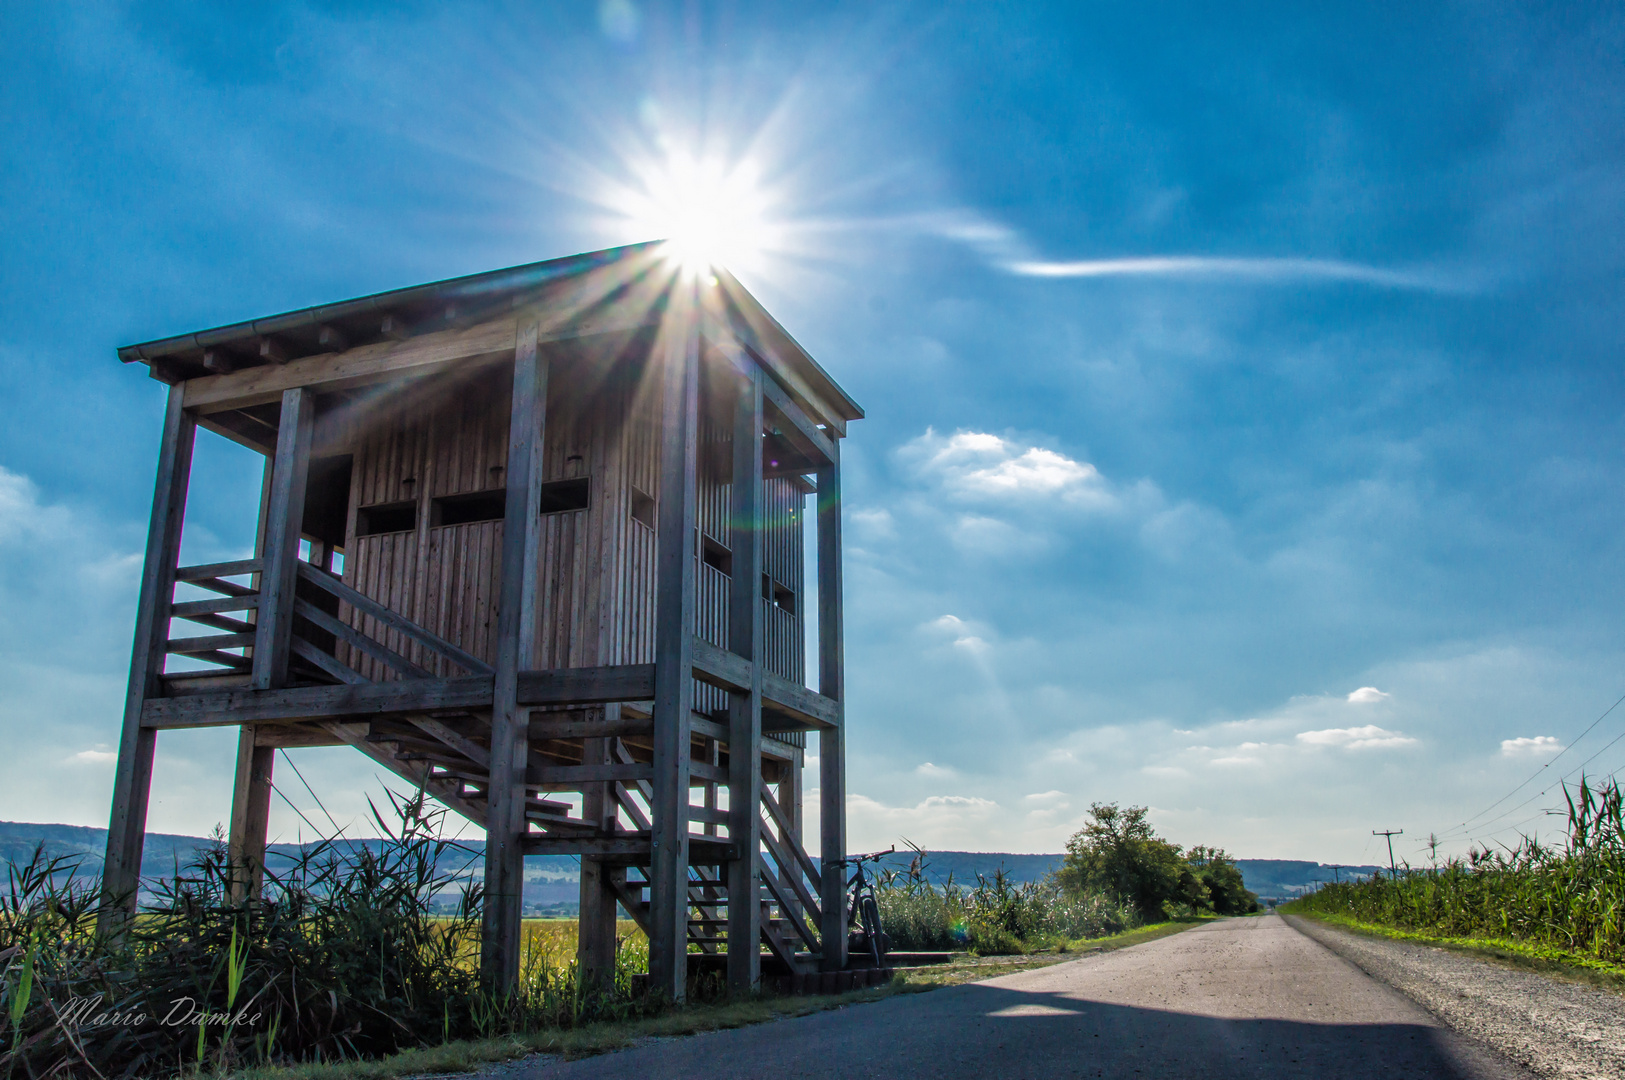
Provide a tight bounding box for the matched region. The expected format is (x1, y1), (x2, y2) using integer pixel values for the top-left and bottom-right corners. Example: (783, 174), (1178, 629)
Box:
(1288, 777), (1625, 963)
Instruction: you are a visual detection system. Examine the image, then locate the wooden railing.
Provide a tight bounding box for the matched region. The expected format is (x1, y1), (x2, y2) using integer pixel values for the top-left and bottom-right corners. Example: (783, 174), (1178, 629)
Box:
(164, 559), (261, 672)
(758, 780), (822, 955)
(291, 561), (494, 684)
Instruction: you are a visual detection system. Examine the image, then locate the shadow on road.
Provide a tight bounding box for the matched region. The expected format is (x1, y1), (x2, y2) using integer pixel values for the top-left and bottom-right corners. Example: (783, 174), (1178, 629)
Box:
(531, 979), (1521, 1078)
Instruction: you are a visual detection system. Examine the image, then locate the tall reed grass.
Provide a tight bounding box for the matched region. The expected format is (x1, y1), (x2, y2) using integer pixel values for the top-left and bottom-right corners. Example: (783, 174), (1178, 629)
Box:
(873, 849), (1138, 955)
(1288, 777), (1625, 964)
(0, 792), (654, 1078)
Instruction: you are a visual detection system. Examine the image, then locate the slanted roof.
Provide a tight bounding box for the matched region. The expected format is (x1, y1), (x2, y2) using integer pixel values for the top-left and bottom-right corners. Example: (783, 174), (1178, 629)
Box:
(119, 241), (864, 425)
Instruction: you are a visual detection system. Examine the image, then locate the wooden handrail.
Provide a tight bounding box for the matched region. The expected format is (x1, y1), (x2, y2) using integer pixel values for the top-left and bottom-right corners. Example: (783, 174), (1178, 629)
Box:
(757, 856), (821, 950)
(759, 814), (823, 924)
(293, 598), (431, 679)
(175, 559), (261, 582)
(295, 561), (494, 675)
(761, 781), (821, 885)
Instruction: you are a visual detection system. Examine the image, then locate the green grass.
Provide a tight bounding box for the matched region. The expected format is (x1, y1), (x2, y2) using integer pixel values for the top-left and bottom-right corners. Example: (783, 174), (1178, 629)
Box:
(1284, 777), (1625, 970)
(1286, 909), (1625, 990)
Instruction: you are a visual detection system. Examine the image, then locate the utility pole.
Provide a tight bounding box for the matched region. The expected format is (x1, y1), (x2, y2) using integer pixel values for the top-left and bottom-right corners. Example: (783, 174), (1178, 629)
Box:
(1373, 829), (1403, 876)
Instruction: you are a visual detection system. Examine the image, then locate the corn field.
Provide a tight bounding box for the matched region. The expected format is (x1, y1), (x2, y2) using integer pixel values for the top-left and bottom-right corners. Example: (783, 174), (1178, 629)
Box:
(1288, 777), (1625, 964)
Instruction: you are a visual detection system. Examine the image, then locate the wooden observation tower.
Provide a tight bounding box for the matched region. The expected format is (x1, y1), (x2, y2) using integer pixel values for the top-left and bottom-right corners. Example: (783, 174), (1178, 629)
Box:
(100, 242), (862, 998)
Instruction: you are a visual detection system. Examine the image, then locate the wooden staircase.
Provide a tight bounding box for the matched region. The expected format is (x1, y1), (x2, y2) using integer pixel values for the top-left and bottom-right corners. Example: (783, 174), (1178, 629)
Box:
(160, 556), (827, 975)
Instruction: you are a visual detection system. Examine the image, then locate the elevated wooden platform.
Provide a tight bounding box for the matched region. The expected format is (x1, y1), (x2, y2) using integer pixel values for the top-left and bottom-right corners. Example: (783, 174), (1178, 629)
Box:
(100, 242), (860, 999)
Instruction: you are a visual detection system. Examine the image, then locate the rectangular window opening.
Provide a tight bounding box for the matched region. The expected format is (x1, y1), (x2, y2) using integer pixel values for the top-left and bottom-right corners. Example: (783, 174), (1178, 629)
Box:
(762, 574), (796, 615)
(356, 501), (417, 536)
(702, 535), (732, 577)
(432, 489), (506, 527)
(630, 487), (655, 529)
(539, 477), (590, 515)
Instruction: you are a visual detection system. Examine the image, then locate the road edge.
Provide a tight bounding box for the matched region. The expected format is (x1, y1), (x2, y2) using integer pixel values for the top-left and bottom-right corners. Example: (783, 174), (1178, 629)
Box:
(1283, 913), (1576, 1079)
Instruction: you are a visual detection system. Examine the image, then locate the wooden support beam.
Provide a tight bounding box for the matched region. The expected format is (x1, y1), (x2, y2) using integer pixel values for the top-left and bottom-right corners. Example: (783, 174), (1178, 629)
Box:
(649, 285), (701, 1002)
(316, 325), (348, 352)
(407, 715), (490, 770)
(528, 713), (654, 740)
(690, 636), (752, 693)
(517, 663), (654, 704)
(142, 675), (495, 729)
(100, 382), (195, 935)
(727, 366), (766, 992)
(482, 320), (547, 991)
(227, 726), (275, 903)
(763, 672), (841, 730)
(181, 306), (653, 417)
(252, 387), (314, 690)
(257, 336), (291, 364)
(577, 704), (619, 992)
(760, 373), (836, 466)
(523, 836), (652, 858)
(817, 437), (848, 972)
(528, 763), (653, 786)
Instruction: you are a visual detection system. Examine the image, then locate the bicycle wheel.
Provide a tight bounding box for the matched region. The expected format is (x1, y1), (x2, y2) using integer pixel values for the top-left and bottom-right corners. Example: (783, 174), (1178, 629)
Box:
(860, 895), (883, 968)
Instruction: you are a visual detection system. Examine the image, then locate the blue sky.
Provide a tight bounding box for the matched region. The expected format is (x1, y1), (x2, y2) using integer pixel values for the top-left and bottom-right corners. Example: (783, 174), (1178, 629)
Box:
(3, 2), (1624, 865)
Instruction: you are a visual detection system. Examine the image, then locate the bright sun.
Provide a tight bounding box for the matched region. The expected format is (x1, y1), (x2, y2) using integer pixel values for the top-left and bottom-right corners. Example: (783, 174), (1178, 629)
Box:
(620, 150), (777, 276)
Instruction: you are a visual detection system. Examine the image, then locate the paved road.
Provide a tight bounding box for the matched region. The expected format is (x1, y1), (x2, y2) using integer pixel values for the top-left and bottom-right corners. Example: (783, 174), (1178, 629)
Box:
(512, 914), (1531, 1079)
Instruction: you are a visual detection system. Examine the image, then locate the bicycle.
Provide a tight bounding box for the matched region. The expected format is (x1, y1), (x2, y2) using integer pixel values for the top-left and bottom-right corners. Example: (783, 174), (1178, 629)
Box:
(841, 846), (895, 969)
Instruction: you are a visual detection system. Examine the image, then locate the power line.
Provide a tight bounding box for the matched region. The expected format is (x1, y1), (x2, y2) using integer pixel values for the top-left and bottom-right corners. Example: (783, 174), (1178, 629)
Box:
(1443, 687), (1625, 840)
(1454, 725), (1625, 848)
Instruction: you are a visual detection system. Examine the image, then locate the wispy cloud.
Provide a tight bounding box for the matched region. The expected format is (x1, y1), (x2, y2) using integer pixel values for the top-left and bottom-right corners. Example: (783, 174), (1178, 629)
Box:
(1004, 256), (1459, 291)
(915, 209), (1470, 292)
(1297, 725), (1417, 750)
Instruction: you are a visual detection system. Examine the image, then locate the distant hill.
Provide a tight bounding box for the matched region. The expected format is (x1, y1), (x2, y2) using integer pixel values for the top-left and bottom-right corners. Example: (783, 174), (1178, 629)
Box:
(0, 820), (580, 913)
(1, 822), (1375, 912)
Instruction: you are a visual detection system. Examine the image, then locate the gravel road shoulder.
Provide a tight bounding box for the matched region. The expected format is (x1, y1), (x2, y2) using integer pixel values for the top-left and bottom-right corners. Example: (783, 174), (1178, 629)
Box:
(1285, 914), (1625, 1080)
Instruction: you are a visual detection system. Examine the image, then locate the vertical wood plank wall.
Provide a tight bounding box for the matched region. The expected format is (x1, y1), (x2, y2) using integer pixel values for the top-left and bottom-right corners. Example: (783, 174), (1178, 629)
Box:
(327, 349), (810, 703)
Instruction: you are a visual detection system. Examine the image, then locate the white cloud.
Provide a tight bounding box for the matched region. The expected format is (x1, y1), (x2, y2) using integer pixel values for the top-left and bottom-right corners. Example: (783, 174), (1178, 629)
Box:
(1347, 686), (1390, 704)
(1296, 725), (1417, 750)
(68, 748), (116, 765)
(900, 429), (1115, 507)
(915, 762), (956, 778)
(1501, 735), (1562, 757)
(1023, 790), (1067, 805)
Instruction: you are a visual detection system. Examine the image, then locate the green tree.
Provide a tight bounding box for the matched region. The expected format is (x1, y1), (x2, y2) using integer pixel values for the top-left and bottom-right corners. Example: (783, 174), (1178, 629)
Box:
(1058, 803), (1189, 920)
(1187, 845), (1259, 915)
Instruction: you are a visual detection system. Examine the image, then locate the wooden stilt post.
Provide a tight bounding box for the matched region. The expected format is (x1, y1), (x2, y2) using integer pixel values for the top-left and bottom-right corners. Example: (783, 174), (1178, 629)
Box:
(576, 707), (620, 990)
(817, 438), (847, 972)
(649, 290), (700, 1002)
(99, 383), (195, 935)
(230, 456), (277, 904)
(252, 387), (315, 692)
(227, 727), (276, 903)
(483, 320), (548, 991)
(726, 366), (764, 992)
